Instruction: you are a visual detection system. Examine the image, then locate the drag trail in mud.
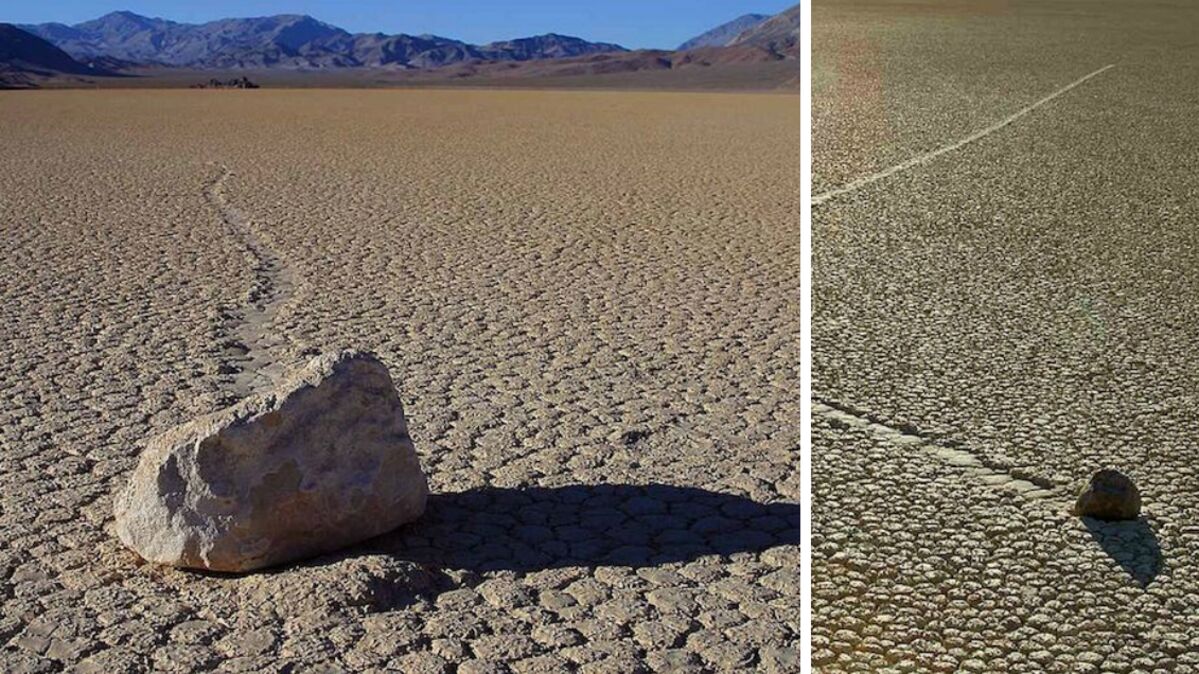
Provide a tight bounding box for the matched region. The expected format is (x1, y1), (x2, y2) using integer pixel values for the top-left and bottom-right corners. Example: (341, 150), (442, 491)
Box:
(205, 164), (299, 396)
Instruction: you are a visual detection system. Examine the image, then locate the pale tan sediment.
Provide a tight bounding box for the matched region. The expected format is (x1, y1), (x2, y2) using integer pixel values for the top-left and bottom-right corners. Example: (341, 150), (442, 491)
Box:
(0, 88), (800, 672)
(814, 0), (1199, 670)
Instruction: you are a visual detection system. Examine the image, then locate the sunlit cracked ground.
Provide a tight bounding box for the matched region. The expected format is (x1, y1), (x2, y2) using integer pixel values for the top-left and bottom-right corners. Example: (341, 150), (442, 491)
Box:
(814, 1), (1199, 671)
(0, 89), (800, 672)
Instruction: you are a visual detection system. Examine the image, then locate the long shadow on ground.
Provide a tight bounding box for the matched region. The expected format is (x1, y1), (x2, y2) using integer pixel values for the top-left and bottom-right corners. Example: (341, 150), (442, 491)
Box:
(374, 483), (799, 573)
(239, 484), (799, 614)
(1083, 516), (1162, 587)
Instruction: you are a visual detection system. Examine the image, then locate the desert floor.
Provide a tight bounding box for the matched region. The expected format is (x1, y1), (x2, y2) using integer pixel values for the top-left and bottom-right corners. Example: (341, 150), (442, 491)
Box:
(814, 0), (1199, 672)
(0, 89), (800, 672)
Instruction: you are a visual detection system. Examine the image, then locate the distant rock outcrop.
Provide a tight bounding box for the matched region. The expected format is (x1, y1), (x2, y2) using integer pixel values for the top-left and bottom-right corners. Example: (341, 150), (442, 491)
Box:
(114, 351), (429, 573)
(678, 14), (772, 50)
(19, 11), (629, 70)
(191, 76), (260, 89)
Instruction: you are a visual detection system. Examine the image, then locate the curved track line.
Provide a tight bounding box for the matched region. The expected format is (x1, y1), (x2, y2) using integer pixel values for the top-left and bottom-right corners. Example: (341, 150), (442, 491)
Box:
(813, 64), (1115, 206)
(205, 165), (298, 396)
(814, 396), (1070, 506)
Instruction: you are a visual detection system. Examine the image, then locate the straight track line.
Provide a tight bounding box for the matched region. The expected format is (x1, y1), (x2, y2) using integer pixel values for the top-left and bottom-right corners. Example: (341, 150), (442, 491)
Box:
(813, 64), (1115, 206)
(814, 396), (1070, 506)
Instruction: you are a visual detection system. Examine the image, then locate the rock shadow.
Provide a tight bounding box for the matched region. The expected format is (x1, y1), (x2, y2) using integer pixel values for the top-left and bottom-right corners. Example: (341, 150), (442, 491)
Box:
(375, 483), (799, 573)
(1083, 516), (1162, 587)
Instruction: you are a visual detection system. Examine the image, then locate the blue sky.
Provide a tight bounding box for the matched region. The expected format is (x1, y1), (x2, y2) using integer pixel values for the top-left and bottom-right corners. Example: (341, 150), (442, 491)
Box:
(5, 1), (797, 49)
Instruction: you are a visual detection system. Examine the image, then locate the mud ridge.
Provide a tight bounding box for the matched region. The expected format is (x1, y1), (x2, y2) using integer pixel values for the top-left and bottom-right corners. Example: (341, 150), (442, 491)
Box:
(205, 164), (299, 396)
(814, 395), (1067, 504)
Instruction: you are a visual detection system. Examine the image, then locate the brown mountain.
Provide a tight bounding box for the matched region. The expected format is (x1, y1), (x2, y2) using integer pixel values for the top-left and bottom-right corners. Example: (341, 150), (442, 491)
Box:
(678, 14), (772, 50)
(384, 43), (797, 91)
(730, 3), (800, 57)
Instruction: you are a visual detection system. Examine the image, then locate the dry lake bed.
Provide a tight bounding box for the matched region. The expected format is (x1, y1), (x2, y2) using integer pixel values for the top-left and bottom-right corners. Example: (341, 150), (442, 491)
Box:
(813, 1), (1199, 671)
(0, 89), (800, 672)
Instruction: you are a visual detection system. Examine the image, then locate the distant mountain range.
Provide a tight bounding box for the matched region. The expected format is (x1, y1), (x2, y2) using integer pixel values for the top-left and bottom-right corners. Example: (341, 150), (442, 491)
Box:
(2, 5), (799, 89)
(678, 14), (772, 50)
(16, 11), (627, 70)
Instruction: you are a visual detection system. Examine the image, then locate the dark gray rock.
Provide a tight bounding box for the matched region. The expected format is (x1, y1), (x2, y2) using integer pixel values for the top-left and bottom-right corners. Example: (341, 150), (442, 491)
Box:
(1075, 469), (1141, 521)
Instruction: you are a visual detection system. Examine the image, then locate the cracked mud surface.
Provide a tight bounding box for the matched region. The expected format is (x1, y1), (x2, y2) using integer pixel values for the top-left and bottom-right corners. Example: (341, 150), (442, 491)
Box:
(814, 1), (1199, 671)
(0, 89), (800, 672)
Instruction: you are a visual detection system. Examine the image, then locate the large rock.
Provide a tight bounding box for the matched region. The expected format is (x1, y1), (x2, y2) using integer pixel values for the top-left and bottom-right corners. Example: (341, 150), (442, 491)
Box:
(1075, 469), (1141, 521)
(114, 350), (428, 572)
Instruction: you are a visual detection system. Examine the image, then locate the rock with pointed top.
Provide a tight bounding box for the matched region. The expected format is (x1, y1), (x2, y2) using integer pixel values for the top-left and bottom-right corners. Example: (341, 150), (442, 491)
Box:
(114, 350), (428, 572)
(1075, 469), (1140, 521)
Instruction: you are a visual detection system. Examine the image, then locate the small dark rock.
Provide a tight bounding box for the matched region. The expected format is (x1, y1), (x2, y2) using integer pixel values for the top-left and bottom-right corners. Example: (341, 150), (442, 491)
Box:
(620, 429), (651, 446)
(1075, 469), (1141, 521)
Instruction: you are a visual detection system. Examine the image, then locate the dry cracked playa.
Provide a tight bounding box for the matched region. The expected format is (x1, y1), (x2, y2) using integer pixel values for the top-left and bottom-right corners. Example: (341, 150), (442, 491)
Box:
(0, 89), (801, 672)
(814, 1), (1199, 672)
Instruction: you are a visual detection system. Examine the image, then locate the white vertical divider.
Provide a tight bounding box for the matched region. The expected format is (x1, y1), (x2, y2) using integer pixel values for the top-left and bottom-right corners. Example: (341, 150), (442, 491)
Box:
(799, 0), (814, 670)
